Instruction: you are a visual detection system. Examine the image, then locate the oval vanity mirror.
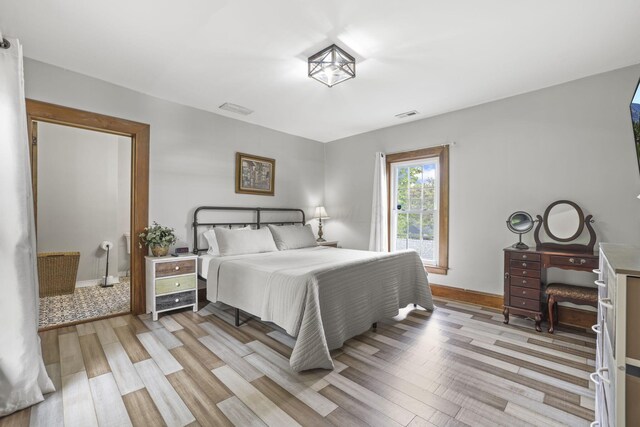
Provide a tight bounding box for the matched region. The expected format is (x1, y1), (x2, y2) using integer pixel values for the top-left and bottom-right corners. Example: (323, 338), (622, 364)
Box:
(506, 211), (534, 249)
(543, 200), (584, 242)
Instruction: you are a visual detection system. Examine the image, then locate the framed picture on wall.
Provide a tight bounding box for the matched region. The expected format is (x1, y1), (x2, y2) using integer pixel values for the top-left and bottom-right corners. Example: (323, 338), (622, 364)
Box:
(235, 152), (275, 196)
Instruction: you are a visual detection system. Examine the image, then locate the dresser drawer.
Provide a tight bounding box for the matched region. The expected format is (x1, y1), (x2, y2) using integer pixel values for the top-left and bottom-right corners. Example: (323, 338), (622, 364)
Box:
(510, 296), (540, 311)
(510, 268), (540, 278)
(156, 290), (196, 311)
(155, 259), (196, 278)
(510, 276), (540, 289)
(549, 255), (598, 269)
(510, 286), (540, 300)
(510, 260), (540, 270)
(155, 274), (196, 295)
(510, 252), (540, 262)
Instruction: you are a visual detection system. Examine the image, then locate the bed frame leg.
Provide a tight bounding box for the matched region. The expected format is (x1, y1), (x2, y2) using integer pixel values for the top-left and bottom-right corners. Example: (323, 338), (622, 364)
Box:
(372, 322), (377, 330)
(235, 308), (240, 327)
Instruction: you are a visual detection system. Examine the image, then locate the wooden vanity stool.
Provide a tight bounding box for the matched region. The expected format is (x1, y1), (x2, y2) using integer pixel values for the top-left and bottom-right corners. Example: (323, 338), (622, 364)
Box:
(546, 283), (597, 333)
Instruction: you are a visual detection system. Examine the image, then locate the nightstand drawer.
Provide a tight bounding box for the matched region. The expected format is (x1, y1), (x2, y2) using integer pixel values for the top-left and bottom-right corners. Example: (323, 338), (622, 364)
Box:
(155, 259), (195, 278)
(549, 256), (598, 269)
(511, 296), (540, 311)
(510, 286), (540, 300)
(155, 275), (196, 295)
(510, 252), (540, 262)
(510, 260), (540, 270)
(510, 268), (541, 278)
(156, 290), (196, 311)
(510, 276), (540, 289)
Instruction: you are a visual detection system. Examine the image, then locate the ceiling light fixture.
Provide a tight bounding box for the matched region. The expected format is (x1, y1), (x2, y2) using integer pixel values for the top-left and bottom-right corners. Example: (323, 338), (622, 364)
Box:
(308, 44), (356, 88)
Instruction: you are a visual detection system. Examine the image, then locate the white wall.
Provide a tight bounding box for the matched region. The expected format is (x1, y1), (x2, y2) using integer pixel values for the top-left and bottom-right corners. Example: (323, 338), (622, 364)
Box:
(24, 59), (326, 250)
(324, 64), (640, 295)
(36, 123), (130, 281)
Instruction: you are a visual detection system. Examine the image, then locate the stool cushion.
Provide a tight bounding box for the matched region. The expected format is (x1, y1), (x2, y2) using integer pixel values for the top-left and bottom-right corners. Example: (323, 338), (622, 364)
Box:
(546, 283), (598, 303)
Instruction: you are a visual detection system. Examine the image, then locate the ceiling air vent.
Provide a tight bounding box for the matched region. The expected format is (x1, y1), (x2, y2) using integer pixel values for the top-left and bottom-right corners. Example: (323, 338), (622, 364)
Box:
(219, 102), (253, 116)
(395, 110), (419, 119)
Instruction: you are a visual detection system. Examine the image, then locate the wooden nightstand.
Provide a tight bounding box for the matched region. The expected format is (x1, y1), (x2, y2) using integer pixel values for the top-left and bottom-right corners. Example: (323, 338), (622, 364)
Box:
(317, 241), (338, 248)
(145, 255), (198, 320)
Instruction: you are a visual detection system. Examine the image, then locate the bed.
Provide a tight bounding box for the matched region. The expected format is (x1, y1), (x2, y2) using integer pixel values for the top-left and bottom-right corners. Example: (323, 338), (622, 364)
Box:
(193, 206), (434, 371)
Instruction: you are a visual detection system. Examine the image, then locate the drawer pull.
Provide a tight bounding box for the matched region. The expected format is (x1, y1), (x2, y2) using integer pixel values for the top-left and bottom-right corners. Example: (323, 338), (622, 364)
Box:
(589, 371), (601, 385)
(580, 259), (586, 264)
(175, 282), (181, 287)
(598, 298), (613, 310)
(594, 280), (606, 288)
(522, 255), (527, 259)
(569, 258), (575, 263)
(596, 367), (610, 385)
(593, 269), (601, 275)
(522, 271), (527, 276)
(591, 324), (601, 334)
(521, 262), (527, 268)
(522, 280), (527, 284)
(521, 301), (526, 306)
(175, 266), (180, 271)
(175, 298), (180, 303)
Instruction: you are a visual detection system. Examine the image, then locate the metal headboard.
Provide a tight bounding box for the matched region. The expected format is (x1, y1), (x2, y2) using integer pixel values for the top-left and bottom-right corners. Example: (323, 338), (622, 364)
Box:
(192, 206), (306, 254)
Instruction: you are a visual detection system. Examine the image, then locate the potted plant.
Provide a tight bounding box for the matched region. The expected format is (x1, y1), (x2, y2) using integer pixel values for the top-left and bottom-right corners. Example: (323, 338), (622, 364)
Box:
(138, 222), (177, 257)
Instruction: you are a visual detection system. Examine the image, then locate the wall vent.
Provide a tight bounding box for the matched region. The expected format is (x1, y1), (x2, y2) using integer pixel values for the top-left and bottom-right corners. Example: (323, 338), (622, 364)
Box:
(395, 110), (419, 119)
(219, 102), (253, 116)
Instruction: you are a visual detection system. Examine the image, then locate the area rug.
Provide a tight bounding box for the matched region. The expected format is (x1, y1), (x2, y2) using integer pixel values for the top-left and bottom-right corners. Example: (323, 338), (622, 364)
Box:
(39, 277), (130, 328)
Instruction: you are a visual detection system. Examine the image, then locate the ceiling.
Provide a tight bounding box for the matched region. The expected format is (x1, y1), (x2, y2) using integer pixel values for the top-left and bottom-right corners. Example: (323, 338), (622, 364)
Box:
(1, 0), (639, 142)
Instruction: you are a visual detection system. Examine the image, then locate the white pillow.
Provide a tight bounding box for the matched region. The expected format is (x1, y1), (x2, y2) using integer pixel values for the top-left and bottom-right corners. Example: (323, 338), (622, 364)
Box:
(203, 226), (251, 256)
(214, 227), (278, 256)
(267, 224), (317, 250)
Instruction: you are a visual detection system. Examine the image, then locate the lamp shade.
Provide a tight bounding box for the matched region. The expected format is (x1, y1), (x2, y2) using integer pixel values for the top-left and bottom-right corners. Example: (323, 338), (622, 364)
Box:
(314, 206), (329, 219)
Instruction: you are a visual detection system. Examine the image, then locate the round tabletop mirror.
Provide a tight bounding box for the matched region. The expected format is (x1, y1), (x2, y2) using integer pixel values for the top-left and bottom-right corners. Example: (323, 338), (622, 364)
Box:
(543, 200), (584, 242)
(506, 211), (534, 249)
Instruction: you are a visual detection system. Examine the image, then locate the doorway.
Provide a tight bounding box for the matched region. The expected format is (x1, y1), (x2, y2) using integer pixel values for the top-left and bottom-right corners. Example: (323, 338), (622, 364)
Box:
(26, 100), (149, 330)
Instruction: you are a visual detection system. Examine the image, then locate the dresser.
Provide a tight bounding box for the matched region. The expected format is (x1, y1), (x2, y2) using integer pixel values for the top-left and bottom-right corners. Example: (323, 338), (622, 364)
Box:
(503, 247), (598, 332)
(592, 244), (640, 427)
(145, 255), (198, 321)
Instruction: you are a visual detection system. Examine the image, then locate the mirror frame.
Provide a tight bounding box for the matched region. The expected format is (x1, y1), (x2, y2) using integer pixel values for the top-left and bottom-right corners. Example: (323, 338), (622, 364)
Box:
(542, 200), (584, 242)
(27, 99), (150, 324)
(534, 200), (596, 253)
(507, 211), (534, 234)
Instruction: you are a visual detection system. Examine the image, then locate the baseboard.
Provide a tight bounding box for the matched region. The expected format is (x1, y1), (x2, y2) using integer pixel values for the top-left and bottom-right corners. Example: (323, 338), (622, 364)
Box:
(430, 283), (503, 309)
(430, 283), (596, 329)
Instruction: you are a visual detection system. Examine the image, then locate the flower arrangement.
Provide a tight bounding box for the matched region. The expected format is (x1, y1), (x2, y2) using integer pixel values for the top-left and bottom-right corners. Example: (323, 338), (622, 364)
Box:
(138, 222), (177, 256)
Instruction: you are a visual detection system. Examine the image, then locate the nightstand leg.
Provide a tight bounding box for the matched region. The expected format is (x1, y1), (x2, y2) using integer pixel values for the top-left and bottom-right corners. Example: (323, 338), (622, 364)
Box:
(152, 312), (158, 321)
(192, 304), (197, 313)
(535, 313), (542, 332)
(548, 296), (555, 334)
(503, 307), (509, 324)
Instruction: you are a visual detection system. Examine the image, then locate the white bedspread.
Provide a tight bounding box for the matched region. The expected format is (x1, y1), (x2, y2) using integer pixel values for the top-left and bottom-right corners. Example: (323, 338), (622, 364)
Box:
(206, 246), (433, 371)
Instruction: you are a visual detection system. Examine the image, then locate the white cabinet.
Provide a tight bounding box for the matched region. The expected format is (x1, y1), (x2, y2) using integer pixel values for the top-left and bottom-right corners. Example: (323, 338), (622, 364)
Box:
(145, 255), (198, 321)
(592, 244), (640, 426)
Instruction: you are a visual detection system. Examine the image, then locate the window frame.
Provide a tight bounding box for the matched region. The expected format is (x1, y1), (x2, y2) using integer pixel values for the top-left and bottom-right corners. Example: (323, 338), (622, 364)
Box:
(386, 146), (449, 275)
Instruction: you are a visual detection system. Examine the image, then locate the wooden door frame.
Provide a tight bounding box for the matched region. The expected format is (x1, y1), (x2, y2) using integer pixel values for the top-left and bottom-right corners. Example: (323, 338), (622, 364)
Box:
(27, 99), (149, 315)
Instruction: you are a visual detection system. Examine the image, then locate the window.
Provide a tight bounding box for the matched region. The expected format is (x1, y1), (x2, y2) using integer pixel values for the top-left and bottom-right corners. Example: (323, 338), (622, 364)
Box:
(386, 146), (449, 274)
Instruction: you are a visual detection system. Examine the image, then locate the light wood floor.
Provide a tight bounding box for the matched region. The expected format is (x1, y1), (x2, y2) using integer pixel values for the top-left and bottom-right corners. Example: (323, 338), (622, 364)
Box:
(0, 298), (596, 427)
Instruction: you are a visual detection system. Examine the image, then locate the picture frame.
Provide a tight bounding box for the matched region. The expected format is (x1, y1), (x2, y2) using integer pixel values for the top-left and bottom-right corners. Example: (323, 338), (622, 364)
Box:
(235, 152), (275, 196)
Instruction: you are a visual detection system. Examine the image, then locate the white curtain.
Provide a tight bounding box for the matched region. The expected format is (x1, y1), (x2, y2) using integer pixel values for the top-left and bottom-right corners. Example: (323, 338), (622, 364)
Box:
(0, 36), (54, 416)
(368, 152), (388, 251)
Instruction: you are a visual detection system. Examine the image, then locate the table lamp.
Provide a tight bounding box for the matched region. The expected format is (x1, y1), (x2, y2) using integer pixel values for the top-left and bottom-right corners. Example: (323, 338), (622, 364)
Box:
(314, 206), (329, 242)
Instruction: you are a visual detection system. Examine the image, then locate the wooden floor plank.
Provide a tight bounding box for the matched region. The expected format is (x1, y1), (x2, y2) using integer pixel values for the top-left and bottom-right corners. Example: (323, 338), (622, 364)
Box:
(151, 327), (183, 350)
(59, 332), (85, 377)
(213, 365), (300, 427)
(28, 363), (63, 427)
(134, 359), (195, 426)
(199, 335), (263, 382)
(61, 371), (98, 427)
(78, 333), (110, 378)
(172, 329), (223, 370)
(102, 341), (145, 395)
(319, 384), (403, 427)
(113, 325), (151, 363)
(88, 373), (132, 427)
(169, 346), (232, 403)
(121, 388), (166, 427)
(167, 370), (233, 427)
(93, 319), (119, 346)
(251, 376), (332, 427)
(136, 332), (182, 375)
(216, 396), (266, 427)
(39, 329), (60, 365)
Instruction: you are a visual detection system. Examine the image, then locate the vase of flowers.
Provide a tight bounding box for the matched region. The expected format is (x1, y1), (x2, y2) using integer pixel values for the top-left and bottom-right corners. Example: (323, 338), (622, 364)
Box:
(139, 222), (177, 257)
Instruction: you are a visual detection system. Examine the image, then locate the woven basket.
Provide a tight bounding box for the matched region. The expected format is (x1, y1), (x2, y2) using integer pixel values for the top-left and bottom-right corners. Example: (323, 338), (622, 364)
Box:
(37, 252), (80, 297)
